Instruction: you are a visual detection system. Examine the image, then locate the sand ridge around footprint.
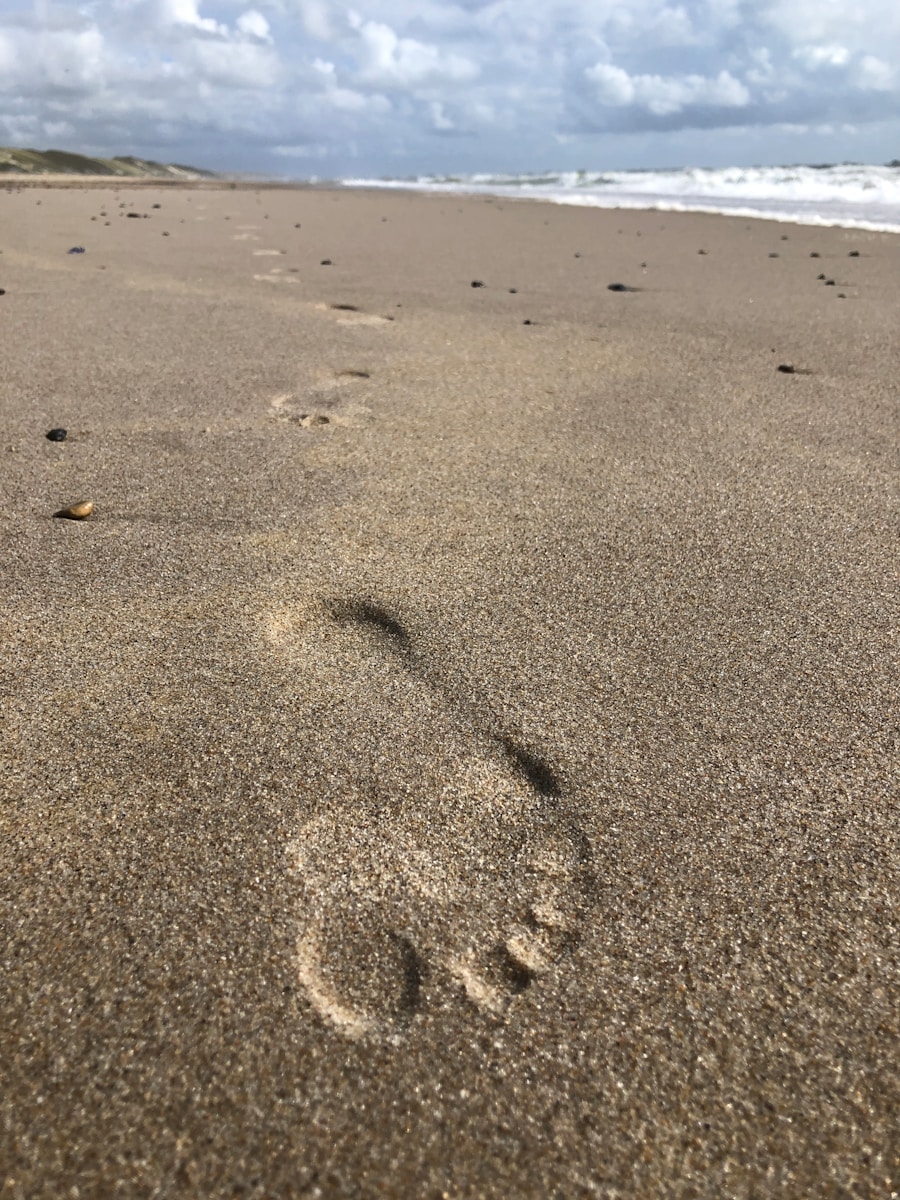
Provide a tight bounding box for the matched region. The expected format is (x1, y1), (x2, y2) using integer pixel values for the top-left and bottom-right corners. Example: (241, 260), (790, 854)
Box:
(263, 593), (596, 1040)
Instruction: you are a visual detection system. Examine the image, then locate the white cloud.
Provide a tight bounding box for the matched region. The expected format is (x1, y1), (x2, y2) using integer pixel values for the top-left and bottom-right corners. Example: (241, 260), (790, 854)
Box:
(586, 63), (749, 115)
(158, 0), (226, 35)
(236, 11), (272, 43)
(350, 17), (477, 87)
(793, 44), (850, 68)
(185, 38), (280, 88)
(857, 55), (894, 90)
(429, 101), (455, 131)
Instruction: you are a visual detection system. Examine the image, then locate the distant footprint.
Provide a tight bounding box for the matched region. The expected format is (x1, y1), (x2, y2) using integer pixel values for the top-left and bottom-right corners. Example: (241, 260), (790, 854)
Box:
(265, 596), (595, 1040)
(254, 270), (299, 285)
(314, 302), (393, 327)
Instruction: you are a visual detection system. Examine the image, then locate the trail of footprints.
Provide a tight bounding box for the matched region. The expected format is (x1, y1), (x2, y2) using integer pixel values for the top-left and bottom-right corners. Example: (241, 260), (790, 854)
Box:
(263, 596), (596, 1040)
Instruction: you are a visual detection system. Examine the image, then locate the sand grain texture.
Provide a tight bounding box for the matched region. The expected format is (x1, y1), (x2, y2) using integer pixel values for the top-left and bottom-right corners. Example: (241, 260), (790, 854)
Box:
(1, 182), (898, 1198)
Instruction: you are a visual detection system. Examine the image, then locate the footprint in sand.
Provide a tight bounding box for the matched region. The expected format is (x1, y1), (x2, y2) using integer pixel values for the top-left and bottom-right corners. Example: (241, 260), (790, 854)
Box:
(314, 302), (393, 327)
(269, 373), (373, 429)
(263, 596), (595, 1040)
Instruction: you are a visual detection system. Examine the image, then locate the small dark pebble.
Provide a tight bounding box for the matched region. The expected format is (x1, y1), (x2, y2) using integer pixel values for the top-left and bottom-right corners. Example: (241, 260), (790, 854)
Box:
(523, 320), (532, 325)
(768, 252), (779, 258)
(574, 253), (581, 258)
(825, 279), (836, 286)
(781, 234), (789, 240)
(126, 212), (141, 218)
(810, 251), (820, 257)
(0, 288), (5, 296)
(152, 203), (161, 209)
(471, 280), (485, 288)
(607, 282), (637, 293)
(331, 304), (358, 312)
(294, 223), (301, 228)
(817, 273), (826, 280)
(509, 288), (517, 294)
(68, 246), (86, 254)
(162, 232), (169, 237)
(320, 259), (332, 266)
(838, 293), (847, 298)
(848, 250), (860, 257)
(698, 249), (707, 255)
(46, 428), (68, 441)
(777, 364), (796, 374)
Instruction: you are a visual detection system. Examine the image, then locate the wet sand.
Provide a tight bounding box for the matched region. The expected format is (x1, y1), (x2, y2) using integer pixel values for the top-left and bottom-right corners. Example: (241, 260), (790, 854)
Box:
(1, 181), (898, 1197)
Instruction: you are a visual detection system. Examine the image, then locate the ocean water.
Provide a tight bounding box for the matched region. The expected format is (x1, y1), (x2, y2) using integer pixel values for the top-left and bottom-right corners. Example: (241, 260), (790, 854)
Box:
(341, 163), (900, 233)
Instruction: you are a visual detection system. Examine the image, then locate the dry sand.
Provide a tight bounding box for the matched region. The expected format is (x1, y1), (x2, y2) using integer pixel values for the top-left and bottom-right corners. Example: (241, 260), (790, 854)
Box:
(1, 180), (898, 1197)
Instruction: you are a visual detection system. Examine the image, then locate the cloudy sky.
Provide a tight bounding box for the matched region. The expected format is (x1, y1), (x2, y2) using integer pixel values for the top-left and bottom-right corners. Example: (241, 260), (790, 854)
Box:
(1, 0), (899, 177)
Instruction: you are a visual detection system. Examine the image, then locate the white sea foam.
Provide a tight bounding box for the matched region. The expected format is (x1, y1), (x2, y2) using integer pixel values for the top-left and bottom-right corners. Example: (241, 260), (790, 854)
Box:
(340, 163), (900, 233)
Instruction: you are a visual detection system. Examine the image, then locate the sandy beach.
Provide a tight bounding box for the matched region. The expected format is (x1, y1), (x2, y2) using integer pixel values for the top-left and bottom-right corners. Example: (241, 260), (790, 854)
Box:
(1, 181), (897, 1197)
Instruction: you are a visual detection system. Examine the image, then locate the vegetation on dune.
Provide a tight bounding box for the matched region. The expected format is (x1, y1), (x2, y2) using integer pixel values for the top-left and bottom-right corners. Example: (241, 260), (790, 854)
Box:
(0, 147), (215, 178)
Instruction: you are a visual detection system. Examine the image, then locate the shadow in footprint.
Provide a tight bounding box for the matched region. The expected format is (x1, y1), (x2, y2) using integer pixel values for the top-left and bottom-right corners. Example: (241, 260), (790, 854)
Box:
(327, 598), (413, 657)
(488, 942), (538, 995)
(498, 735), (562, 799)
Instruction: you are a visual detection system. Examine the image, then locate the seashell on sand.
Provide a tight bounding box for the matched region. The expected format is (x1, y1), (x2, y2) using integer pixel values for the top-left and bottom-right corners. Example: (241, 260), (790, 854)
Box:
(54, 499), (94, 520)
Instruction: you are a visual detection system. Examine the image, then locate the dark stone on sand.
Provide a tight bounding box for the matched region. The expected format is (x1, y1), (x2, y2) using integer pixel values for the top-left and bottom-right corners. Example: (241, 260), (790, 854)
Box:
(162, 232), (169, 237)
(838, 293), (847, 298)
(46, 428), (68, 441)
(523, 320), (532, 325)
(810, 252), (820, 257)
(294, 223), (301, 228)
(67, 247), (85, 254)
(574, 253), (581, 258)
(152, 203), (161, 209)
(825, 279), (836, 286)
(777, 364), (796, 374)
(471, 280), (485, 288)
(320, 259), (333, 266)
(126, 212), (141, 218)
(0, 289), (5, 296)
(509, 288), (517, 293)
(781, 234), (789, 240)
(698, 249), (707, 255)
(817, 273), (826, 280)
(848, 250), (860, 257)
(768, 252), (779, 258)
(607, 283), (637, 293)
